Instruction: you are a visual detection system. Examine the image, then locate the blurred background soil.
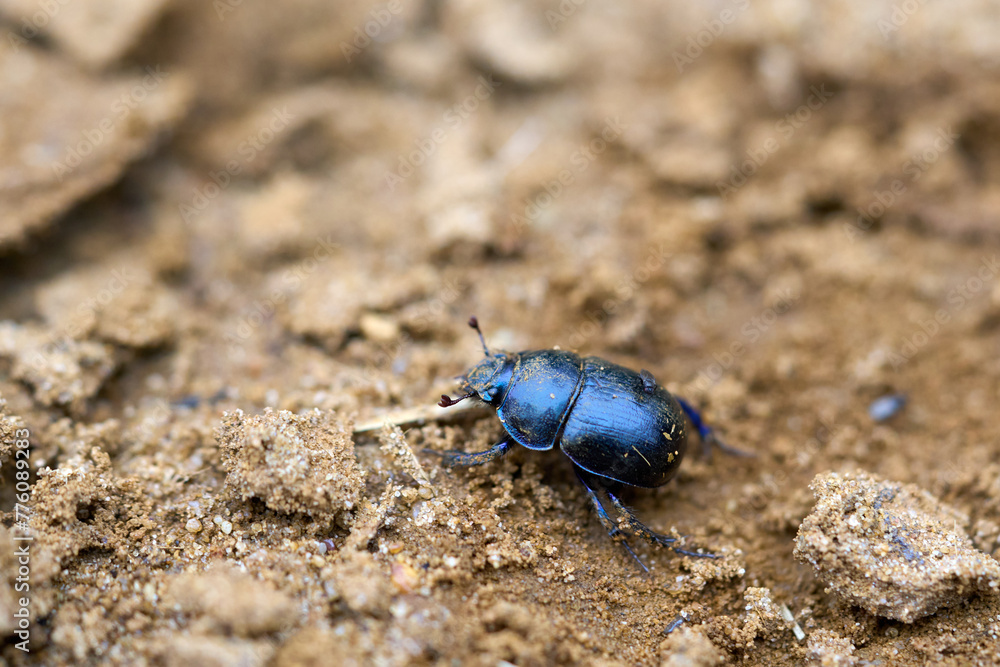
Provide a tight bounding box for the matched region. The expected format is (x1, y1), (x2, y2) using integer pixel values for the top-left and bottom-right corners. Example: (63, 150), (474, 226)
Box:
(2, 0), (1000, 665)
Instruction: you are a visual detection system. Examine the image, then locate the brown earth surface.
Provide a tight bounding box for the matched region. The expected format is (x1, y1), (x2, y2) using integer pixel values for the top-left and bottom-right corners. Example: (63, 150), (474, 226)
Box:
(3, 1), (1000, 665)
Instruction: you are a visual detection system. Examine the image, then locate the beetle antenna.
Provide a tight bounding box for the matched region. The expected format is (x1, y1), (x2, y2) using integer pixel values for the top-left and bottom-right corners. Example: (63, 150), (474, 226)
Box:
(438, 391), (476, 408)
(468, 316), (490, 356)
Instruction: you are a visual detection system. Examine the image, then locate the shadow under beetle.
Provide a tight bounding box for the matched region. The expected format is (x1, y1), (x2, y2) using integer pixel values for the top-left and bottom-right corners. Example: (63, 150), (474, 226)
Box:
(433, 317), (749, 571)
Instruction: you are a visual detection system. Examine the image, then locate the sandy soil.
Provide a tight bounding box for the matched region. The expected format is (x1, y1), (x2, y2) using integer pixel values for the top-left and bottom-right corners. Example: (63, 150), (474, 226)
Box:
(2, 1), (1000, 665)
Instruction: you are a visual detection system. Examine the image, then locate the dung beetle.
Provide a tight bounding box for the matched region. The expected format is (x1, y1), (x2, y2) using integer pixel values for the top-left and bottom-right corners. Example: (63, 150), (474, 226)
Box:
(434, 317), (748, 570)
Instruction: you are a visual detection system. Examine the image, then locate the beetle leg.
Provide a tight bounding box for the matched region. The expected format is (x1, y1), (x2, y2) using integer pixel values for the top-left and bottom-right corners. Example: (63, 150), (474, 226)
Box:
(575, 469), (648, 573)
(433, 436), (512, 468)
(604, 489), (719, 559)
(675, 397), (754, 459)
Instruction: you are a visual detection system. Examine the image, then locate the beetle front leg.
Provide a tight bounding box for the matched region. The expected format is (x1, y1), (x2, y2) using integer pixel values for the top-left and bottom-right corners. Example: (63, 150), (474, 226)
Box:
(432, 436), (512, 468)
(604, 489), (718, 559)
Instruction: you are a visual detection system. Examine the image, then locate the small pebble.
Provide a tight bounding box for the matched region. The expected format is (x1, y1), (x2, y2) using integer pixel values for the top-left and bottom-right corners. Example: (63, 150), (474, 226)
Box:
(185, 518), (202, 533)
(391, 562), (419, 594)
(869, 394), (906, 422)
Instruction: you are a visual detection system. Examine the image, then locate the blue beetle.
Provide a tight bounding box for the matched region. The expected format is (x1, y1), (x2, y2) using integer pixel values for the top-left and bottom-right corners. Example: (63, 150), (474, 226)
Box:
(435, 317), (742, 569)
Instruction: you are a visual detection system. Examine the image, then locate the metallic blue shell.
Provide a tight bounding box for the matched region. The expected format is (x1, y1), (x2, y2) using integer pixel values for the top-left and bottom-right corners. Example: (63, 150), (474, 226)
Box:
(475, 349), (687, 487)
(495, 350), (582, 451)
(558, 357), (687, 488)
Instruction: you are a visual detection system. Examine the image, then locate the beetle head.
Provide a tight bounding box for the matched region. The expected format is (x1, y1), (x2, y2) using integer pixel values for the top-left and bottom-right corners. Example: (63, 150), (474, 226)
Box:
(464, 352), (515, 405)
(438, 317), (515, 409)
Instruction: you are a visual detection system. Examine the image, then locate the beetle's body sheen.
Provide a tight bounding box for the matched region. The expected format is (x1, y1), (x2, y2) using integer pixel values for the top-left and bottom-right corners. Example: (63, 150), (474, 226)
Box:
(435, 318), (735, 568)
(467, 349), (687, 489)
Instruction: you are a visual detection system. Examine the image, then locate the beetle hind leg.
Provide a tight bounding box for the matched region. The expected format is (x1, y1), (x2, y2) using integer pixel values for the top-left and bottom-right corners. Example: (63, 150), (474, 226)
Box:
(605, 489), (719, 559)
(675, 397), (755, 459)
(575, 469), (649, 572)
(430, 436), (512, 468)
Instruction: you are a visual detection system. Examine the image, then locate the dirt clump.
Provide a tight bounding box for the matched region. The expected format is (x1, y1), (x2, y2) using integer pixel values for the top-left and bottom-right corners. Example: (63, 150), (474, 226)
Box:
(164, 565), (299, 636)
(660, 625), (725, 666)
(795, 470), (1000, 623)
(218, 408), (364, 518)
(805, 629), (857, 667)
